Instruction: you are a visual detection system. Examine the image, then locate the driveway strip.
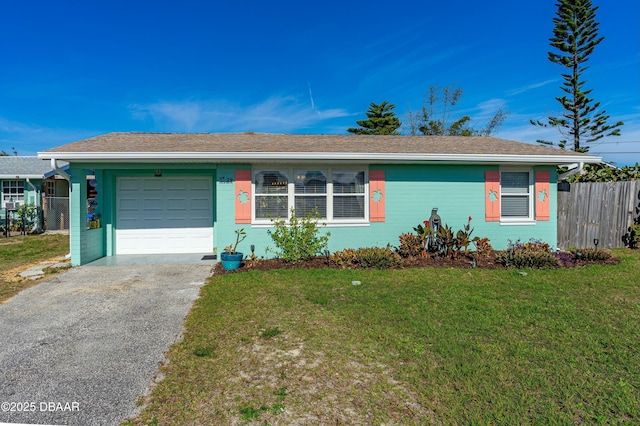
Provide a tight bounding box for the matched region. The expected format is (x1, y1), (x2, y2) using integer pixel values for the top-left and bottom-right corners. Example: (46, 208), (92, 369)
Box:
(0, 259), (213, 426)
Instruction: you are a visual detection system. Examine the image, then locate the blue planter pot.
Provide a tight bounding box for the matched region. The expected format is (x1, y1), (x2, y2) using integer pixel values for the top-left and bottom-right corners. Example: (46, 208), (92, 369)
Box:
(221, 252), (243, 271)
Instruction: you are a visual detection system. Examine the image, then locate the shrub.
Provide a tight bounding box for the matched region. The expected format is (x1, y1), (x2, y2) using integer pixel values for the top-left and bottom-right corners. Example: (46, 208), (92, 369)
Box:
(397, 233), (423, 258)
(454, 216), (474, 255)
(16, 203), (38, 233)
(553, 251), (577, 267)
(569, 247), (612, 262)
(625, 222), (640, 249)
(357, 247), (402, 269)
(497, 239), (561, 269)
(473, 237), (493, 258)
(436, 224), (455, 258)
(268, 208), (330, 263)
(331, 247), (401, 269)
(330, 248), (358, 268)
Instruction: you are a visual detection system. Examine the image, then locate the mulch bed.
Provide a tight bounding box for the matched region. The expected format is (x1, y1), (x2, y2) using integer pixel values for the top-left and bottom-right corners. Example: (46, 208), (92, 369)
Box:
(213, 251), (620, 275)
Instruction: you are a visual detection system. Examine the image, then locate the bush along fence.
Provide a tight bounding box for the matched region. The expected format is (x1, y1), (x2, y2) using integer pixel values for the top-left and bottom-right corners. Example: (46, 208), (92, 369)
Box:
(557, 180), (640, 249)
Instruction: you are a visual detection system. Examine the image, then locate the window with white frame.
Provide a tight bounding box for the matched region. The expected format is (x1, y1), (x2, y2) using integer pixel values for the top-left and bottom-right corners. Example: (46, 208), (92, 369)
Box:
(2, 180), (24, 208)
(500, 170), (533, 220)
(254, 168), (367, 222)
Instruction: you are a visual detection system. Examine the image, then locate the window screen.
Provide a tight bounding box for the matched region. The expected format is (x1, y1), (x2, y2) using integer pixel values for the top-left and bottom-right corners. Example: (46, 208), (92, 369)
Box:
(501, 171), (530, 217)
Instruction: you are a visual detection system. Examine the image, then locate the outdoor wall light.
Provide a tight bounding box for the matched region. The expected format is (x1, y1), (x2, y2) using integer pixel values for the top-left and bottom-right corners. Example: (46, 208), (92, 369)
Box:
(154, 169), (162, 177)
(594, 238), (599, 249)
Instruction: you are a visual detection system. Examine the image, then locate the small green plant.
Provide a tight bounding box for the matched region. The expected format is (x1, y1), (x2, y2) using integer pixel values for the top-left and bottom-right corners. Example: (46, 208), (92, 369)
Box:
(193, 345), (215, 357)
(239, 405), (263, 420)
(260, 327), (281, 339)
(268, 208), (330, 262)
(16, 203), (38, 233)
(224, 228), (246, 254)
(497, 239), (561, 269)
(397, 232), (423, 258)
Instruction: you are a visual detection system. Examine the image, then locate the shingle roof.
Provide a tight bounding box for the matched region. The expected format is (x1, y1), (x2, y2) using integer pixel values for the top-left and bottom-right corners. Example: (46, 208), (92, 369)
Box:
(0, 156), (63, 178)
(39, 132), (600, 164)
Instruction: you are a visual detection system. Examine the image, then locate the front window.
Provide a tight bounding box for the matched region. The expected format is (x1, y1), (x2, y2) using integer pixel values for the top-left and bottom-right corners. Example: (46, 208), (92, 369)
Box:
(501, 170), (532, 220)
(2, 180), (24, 208)
(253, 168), (367, 223)
(294, 170), (327, 217)
(333, 171), (365, 218)
(255, 170), (289, 219)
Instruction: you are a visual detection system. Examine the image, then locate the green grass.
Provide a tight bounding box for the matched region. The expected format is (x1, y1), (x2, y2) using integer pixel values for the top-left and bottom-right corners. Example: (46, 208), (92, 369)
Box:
(127, 249), (640, 425)
(0, 233), (69, 302)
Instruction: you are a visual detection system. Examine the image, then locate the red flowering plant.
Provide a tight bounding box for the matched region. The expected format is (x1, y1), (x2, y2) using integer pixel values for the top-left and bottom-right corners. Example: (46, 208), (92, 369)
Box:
(412, 219), (431, 257)
(454, 216), (475, 256)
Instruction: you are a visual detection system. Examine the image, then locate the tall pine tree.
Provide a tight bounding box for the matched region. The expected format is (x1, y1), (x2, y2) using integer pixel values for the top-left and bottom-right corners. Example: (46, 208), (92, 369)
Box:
(532, 0), (623, 152)
(347, 101), (401, 135)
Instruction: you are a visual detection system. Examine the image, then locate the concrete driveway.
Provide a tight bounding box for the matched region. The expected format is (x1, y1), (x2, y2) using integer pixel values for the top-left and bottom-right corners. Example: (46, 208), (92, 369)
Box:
(0, 254), (215, 426)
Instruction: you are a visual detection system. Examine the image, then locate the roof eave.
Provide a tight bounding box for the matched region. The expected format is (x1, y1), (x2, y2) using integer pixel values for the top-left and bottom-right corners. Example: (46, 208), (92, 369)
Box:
(0, 174), (46, 179)
(37, 151), (601, 165)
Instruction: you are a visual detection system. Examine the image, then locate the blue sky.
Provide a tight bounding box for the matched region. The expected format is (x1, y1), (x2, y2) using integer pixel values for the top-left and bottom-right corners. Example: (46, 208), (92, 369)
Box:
(1, 0), (638, 165)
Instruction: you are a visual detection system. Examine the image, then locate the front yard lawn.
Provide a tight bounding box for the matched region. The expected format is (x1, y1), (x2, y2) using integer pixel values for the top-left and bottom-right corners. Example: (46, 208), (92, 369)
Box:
(130, 249), (640, 424)
(0, 233), (69, 303)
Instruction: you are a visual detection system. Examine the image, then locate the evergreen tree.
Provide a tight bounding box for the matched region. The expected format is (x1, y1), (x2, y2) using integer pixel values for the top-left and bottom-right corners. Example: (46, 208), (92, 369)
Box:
(347, 101), (401, 135)
(532, 0), (623, 152)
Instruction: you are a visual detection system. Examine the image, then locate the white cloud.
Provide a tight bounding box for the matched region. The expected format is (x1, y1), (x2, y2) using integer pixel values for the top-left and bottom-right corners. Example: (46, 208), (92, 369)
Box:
(506, 79), (557, 96)
(129, 96), (350, 133)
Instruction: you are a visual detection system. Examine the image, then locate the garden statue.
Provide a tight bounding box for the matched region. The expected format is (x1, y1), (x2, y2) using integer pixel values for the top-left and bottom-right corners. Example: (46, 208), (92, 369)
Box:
(428, 208), (442, 251)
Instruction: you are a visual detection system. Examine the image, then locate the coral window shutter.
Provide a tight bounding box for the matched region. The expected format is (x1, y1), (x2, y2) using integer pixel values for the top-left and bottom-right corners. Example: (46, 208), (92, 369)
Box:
(485, 170), (500, 222)
(235, 170), (252, 224)
(535, 171), (551, 221)
(369, 170), (385, 222)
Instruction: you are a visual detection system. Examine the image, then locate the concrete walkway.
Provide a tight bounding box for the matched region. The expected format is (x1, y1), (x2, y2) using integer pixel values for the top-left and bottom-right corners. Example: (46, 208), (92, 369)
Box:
(0, 255), (215, 426)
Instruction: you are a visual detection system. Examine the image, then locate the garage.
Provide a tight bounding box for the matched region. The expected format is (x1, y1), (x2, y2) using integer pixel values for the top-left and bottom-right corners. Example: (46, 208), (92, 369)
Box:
(115, 176), (214, 254)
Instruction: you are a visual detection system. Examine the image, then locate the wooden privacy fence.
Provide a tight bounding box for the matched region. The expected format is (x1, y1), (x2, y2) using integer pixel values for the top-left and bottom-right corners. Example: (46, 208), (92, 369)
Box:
(557, 180), (640, 249)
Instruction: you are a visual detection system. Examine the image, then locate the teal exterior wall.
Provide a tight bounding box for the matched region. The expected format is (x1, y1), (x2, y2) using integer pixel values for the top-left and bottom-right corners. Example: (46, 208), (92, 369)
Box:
(68, 163), (218, 265)
(67, 161), (558, 265)
(215, 163), (559, 259)
(69, 167), (104, 265)
(376, 164), (557, 251)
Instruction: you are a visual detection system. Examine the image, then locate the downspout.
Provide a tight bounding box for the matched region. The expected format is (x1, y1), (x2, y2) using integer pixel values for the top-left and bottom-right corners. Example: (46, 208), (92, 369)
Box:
(558, 162), (585, 181)
(50, 158), (72, 259)
(25, 178), (43, 233)
(51, 158), (70, 182)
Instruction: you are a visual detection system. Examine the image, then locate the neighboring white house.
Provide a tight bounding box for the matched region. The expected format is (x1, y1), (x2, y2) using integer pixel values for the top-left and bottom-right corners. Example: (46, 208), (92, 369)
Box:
(0, 156), (70, 232)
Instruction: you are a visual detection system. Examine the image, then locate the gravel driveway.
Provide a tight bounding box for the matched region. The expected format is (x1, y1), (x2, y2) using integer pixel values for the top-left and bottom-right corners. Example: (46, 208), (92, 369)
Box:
(0, 258), (213, 426)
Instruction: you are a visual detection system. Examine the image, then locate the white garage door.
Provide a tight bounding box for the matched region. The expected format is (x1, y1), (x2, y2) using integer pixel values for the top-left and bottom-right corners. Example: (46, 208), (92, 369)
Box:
(116, 176), (214, 254)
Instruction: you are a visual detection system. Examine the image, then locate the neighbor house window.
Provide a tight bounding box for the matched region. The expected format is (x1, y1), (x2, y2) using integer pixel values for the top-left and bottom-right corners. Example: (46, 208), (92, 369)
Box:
(500, 170), (533, 221)
(2, 180), (24, 208)
(253, 168), (367, 223)
(44, 181), (56, 197)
